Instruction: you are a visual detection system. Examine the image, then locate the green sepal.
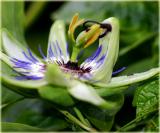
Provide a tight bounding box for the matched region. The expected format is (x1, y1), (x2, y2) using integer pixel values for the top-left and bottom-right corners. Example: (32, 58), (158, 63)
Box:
(69, 80), (117, 109)
(94, 67), (160, 88)
(45, 63), (69, 87)
(38, 85), (75, 106)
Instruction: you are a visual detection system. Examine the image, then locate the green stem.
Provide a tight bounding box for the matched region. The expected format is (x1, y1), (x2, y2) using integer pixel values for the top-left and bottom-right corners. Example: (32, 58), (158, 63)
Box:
(71, 47), (80, 62)
(59, 109), (96, 132)
(73, 107), (90, 127)
(118, 108), (158, 131)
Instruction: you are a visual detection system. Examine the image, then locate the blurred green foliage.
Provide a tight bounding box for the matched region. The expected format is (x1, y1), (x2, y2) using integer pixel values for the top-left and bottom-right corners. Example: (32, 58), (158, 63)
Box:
(2, 2), (26, 45)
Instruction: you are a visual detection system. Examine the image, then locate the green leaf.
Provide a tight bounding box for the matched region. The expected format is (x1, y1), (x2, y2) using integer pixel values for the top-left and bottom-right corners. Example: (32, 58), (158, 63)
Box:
(2, 98), (69, 131)
(2, 1), (26, 45)
(1, 122), (43, 132)
(78, 93), (124, 131)
(133, 78), (158, 117)
(85, 111), (114, 131)
(52, 2), (158, 32)
(144, 115), (159, 131)
(2, 85), (23, 109)
(38, 85), (75, 106)
(118, 111), (158, 131)
(152, 37), (159, 66)
(119, 32), (156, 56)
(119, 78), (158, 132)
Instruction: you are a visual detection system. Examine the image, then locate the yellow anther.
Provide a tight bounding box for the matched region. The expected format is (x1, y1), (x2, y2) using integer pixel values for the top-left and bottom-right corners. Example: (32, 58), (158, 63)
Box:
(84, 24), (100, 41)
(68, 13), (84, 42)
(84, 29), (101, 48)
(76, 24), (102, 48)
(68, 13), (79, 33)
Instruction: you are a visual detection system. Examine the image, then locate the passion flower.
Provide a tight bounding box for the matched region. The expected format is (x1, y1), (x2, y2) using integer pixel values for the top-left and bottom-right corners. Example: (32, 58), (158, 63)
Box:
(1, 13), (125, 83)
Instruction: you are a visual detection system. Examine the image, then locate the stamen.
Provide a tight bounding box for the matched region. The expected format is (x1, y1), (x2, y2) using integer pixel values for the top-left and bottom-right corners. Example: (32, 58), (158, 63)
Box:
(69, 13), (79, 33)
(83, 20), (112, 38)
(68, 13), (85, 42)
(84, 29), (101, 48)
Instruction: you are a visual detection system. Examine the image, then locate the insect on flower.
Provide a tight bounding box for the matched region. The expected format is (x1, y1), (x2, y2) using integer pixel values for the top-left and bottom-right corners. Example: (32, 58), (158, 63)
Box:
(1, 13), (125, 83)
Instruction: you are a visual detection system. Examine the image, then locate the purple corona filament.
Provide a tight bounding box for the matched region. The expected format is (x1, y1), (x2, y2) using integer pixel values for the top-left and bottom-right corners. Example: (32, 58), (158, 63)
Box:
(11, 48), (45, 80)
(10, 41), (125, 81)
(112, 67), (126, 76)
(38, 45), (46, 60)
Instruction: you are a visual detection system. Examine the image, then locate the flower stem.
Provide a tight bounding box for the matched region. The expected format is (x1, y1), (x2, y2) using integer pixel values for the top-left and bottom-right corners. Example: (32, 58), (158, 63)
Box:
(59, 109), (96, 132)
(118, 108), (158, 131)
(73, 107), (91, 127)
(71, 46), (80, 62)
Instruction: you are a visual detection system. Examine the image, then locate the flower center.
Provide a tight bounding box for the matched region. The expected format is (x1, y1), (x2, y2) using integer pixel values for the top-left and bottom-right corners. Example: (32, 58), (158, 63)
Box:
(60, 61), (91, 75)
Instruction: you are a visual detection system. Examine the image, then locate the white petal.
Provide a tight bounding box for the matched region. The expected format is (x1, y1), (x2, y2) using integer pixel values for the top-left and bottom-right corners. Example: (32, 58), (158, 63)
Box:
(83, 17), (119, 83)
(47, 20), (69, 63)
(1, 29), (27, 61)
(1, 29), (41, 63)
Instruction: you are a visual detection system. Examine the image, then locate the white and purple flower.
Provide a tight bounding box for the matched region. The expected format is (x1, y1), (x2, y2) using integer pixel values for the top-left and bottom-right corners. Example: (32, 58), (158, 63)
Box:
(1, 14), (125, 84)
(1, 13), (159, 108)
